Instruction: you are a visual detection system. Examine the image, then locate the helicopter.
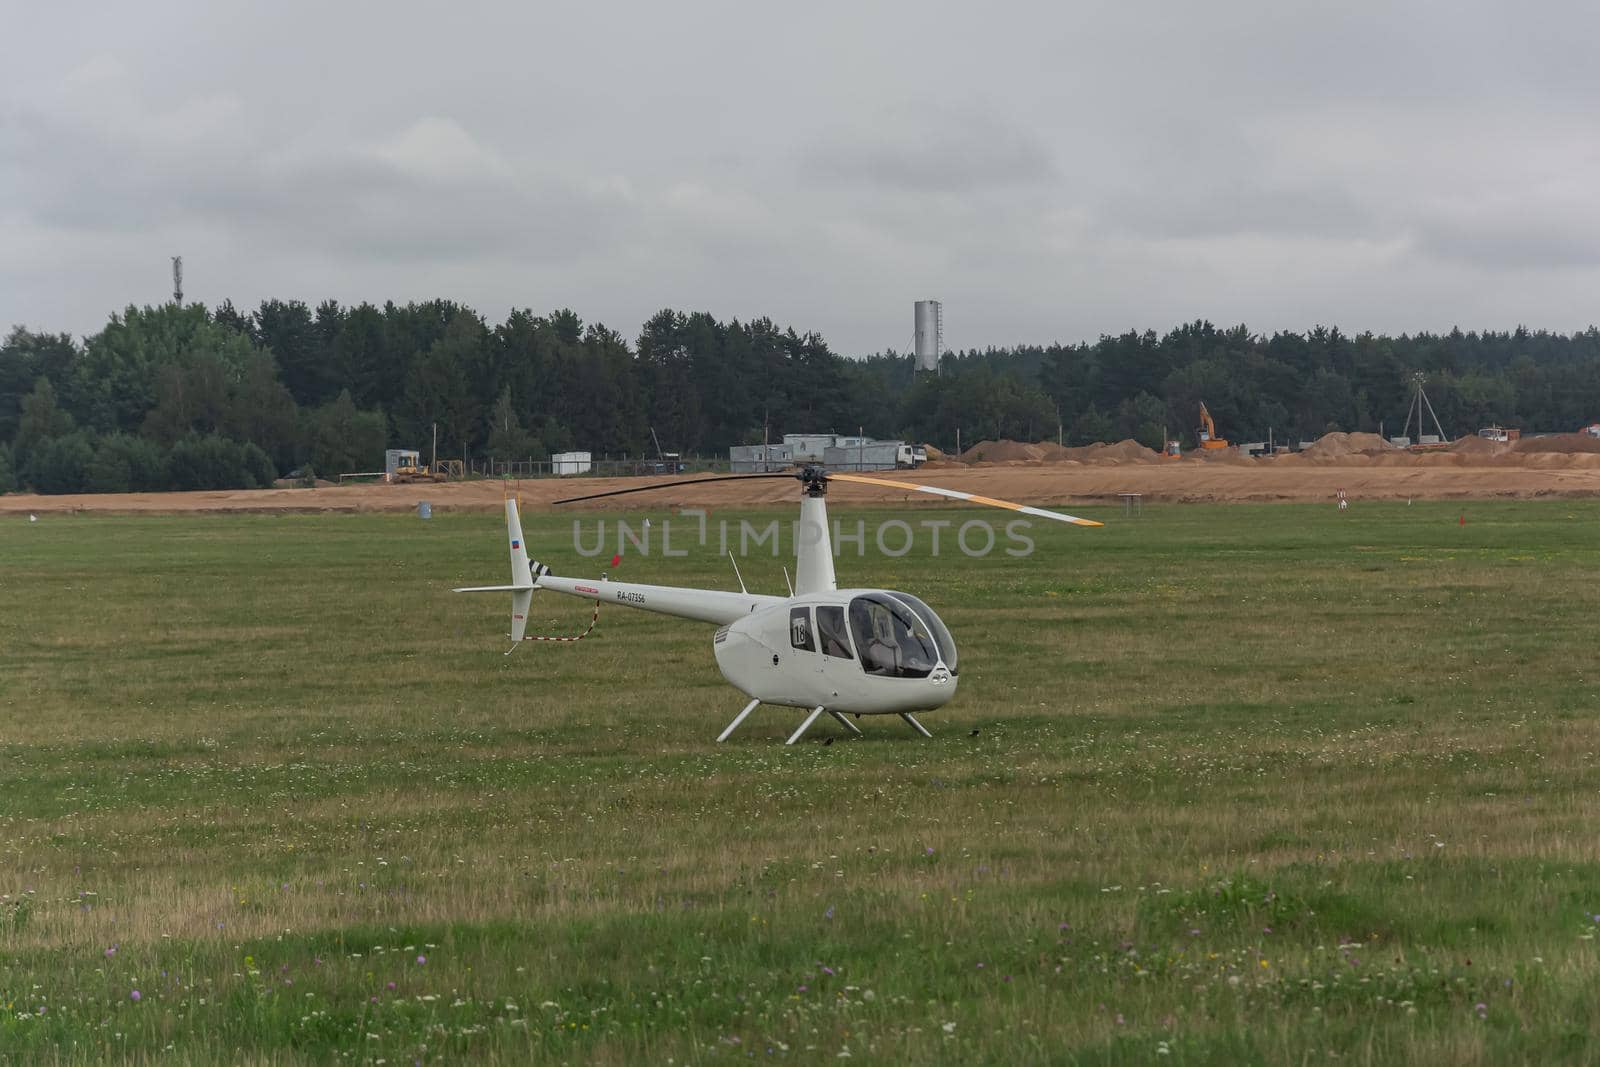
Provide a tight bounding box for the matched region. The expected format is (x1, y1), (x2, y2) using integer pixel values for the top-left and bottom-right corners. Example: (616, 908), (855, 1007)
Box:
(455, 465), (1100, 744)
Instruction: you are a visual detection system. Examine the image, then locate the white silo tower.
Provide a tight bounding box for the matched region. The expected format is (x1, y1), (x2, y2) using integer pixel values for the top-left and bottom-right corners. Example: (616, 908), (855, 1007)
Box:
(913, 300), (943, 372)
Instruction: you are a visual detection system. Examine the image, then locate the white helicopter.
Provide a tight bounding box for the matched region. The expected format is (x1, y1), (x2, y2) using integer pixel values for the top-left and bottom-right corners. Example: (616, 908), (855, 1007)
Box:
(456, 466), (1100, 744)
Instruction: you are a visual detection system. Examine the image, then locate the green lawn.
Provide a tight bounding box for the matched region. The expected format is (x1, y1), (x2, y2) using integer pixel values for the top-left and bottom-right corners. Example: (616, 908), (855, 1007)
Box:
(3, 500), (1600, 1064)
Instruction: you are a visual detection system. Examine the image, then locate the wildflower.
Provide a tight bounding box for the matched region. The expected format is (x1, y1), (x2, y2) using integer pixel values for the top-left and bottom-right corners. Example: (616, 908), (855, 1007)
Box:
(130, 990), (141, 1002)
(416, 955), (427, 965)
(941, 1022), (956, 1034)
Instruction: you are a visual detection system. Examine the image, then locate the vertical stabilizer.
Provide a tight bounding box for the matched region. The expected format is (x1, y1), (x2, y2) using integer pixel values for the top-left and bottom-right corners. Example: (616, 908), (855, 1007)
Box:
(507, 499), (535, 588)
(506, 499), (544, 642)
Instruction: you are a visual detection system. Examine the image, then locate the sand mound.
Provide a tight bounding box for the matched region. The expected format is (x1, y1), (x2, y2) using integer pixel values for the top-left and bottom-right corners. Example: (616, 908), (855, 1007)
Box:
(1300, 431), (1397, 459)
(957, 438), (1161, 465)
(959, 440), (1048, 463)
(1096, 439), (1163, 464)
(1047, 439), (1162, 465)
(1448, 435), (1505, 455)
(922, 443), (946, 461)
(1512, 433), (1600, 454)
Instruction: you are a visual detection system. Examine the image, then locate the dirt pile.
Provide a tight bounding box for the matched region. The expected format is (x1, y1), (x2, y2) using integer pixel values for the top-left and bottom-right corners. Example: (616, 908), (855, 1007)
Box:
(959, 440), (1050, 463)
(958, 438), (1162, 465)
(1447, 435), (1505, 456)
(1299, 432), (1397, 459)
(1076, 439), (1162, 464)
(1513, 433), (1600, 455)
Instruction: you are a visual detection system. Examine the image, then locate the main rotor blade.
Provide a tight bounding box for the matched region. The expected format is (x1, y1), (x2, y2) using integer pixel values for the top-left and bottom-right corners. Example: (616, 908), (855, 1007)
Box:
(553, 473), (794, 505)
(828, 473), (1104, 527)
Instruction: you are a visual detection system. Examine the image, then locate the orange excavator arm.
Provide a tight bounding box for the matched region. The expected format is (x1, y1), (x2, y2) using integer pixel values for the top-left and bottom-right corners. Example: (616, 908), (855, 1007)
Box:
(1197, 402), (1227, 448)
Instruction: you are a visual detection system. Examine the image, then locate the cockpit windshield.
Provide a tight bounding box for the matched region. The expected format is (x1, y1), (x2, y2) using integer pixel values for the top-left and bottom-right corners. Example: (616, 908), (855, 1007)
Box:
(885, 592), (958, 675)
(849, 594), (941, 679)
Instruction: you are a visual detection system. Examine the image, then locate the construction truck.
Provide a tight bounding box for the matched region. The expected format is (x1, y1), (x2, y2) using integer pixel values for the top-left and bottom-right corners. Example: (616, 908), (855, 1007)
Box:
(1197, 402), (1229, 449)
(384, 449), (446, 483)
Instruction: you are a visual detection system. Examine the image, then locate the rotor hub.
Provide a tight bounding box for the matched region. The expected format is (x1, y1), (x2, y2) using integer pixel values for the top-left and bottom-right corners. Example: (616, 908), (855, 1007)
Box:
(796, 466), (829, 496)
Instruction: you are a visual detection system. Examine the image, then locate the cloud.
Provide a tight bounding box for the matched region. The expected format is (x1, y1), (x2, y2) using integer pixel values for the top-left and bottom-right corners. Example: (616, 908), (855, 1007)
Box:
(6, 2), (1600, 350)
(373, 117), (512, 184)
(805, 103), (1059, 195)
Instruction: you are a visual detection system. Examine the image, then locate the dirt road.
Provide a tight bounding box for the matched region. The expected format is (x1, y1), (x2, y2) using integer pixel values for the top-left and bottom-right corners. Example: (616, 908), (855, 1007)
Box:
(4, 452), (1597, 516)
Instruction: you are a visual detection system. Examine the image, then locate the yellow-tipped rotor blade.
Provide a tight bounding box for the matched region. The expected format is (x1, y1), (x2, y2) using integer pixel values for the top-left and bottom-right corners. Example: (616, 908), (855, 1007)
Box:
(828, 473), (1103, 527)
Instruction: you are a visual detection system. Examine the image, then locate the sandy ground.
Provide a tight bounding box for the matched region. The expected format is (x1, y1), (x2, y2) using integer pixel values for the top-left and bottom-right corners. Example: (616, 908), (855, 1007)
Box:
(4, 450), (1599, 516)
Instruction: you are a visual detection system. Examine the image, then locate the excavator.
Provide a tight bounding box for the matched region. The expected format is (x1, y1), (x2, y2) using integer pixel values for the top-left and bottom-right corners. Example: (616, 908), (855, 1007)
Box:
(1197, 402), (1229, 450)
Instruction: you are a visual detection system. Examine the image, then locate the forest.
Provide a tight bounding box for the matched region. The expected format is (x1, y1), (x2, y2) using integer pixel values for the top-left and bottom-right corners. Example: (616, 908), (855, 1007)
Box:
(4, 298), (1600, 494)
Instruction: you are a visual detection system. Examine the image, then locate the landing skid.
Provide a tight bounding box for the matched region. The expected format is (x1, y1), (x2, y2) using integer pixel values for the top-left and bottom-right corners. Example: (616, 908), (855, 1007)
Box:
(716, 701), (931, 743)
(899, 712), (933, 738)
(785, 706), (827, 746)
(716, 699), (761, 743)
(828, 710), (864, 736)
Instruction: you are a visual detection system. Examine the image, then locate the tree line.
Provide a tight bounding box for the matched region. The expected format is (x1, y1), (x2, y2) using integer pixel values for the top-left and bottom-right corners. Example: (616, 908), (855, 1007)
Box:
(3, 299), (1600, 494)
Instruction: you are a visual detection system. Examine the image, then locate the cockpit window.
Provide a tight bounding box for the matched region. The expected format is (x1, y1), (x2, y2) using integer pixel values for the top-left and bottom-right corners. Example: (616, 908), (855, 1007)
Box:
(817, 605), (853, 660)
(885, 592), (958, 675)
(849, 594), (939, 678)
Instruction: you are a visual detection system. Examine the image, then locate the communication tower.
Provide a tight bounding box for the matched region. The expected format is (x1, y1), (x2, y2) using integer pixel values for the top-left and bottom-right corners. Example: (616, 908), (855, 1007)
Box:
(913, 300), (942, 373)
(171, 256), (184, 304)
(1401, 371), (1448, 443)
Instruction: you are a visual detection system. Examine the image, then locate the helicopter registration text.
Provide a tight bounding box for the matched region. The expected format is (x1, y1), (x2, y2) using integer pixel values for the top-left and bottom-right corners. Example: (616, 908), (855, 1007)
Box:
(615, 590), (646, 605)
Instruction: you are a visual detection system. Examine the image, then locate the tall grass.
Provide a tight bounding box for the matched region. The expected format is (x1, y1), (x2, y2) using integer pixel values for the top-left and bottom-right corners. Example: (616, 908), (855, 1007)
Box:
(2, 501), (1599, 1064)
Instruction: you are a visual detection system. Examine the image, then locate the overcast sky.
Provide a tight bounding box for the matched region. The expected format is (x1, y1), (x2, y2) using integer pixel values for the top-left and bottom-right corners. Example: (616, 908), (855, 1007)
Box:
(5, 1), (1599, 354)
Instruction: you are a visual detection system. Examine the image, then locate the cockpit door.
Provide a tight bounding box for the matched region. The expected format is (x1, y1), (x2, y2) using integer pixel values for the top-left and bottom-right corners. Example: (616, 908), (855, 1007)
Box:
(813, 604), (859, 699)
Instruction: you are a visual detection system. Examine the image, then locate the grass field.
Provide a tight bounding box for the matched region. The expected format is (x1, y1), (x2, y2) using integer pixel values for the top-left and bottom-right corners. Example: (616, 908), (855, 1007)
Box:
(4, 499), (1600, 1065)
